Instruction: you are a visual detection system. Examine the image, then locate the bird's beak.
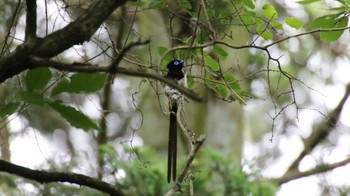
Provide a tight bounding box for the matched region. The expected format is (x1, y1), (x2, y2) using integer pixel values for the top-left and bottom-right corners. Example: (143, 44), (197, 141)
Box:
(180, 60), (184, 64)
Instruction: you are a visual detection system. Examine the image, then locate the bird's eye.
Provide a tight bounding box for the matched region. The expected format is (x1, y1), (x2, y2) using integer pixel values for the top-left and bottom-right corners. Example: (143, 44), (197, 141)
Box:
(174, 61), (179, 65)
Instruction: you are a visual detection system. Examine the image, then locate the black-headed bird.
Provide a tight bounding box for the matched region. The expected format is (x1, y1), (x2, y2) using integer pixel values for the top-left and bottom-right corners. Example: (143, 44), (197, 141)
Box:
(164, 60), (184, 182)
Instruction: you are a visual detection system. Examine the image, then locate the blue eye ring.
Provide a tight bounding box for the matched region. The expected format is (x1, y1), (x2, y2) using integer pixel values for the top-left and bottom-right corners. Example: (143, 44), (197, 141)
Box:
(174, 60), (184, 65)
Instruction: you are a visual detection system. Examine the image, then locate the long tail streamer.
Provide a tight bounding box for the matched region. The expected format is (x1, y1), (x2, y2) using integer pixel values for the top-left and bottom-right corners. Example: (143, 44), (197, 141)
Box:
(167, 102), (177, 183)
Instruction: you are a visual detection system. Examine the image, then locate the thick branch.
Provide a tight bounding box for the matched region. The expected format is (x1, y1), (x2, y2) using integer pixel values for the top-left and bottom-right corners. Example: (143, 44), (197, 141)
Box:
(0, 0), (127, 83)
(26, 57), (204, 102)
(25, 0), (37, 41)
(34, 0), (127, 58)
(273, 157), (350, 185)
(0, 160), (123, 195)
(284, 82), (350, 174)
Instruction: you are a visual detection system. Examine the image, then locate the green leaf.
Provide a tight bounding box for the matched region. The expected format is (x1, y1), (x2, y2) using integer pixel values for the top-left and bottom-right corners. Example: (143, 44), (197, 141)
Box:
(243, 0), (255, 9)
(256, 25), (273, 40)
(204, 56), (220, 71)
(18, 91), (46, 105)
(308, 15), (336, 28)
(187, 76), (195, 88)
(241, 90), (259, 99)
(0, 102), (20, 117)
(270, 20), (284, 30)
(336, 0), (350, 6)
(99, 144), (116, 155)
(285, 17), (303, 29)
(205, 79), (229, 99)
(49, 101), (100, 131)
(178, 0), (192, 10)
(51, 79), (69, 95)
(241, 15), (255, 26)
(321, 17), (348, 42)
(262, 4), (278, 19)
(215, 84), (229, 98)
(296, 0), (320, 4)
(224, 74), (240, 90)
(52, 73), (107, 95)
(25, 67), (52, 92)
(224, 74), (246, 104)
(309, 15), (348, 42)
(255, 17), (265, 26)
(329, 6), (349, 11)
(148, 1), (165, 9)
(157, 46), (167, 56)
(213, 45), (228, 60)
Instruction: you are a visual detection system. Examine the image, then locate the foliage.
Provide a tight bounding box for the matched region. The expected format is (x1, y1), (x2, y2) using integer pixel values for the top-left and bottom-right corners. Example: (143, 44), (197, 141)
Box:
(192, 149), (277, 196)
(99, 146), (277, 196)
(1, 0), (349, 135)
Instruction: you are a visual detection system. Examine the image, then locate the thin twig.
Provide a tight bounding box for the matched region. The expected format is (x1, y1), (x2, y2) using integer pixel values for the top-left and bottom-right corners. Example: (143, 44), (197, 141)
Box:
(164, 135), (206, 196)
(283, 82), (350, 174)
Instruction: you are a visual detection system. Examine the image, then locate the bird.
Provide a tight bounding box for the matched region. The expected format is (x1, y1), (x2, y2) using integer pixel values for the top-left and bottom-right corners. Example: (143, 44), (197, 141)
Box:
(164, 60), (184, 183)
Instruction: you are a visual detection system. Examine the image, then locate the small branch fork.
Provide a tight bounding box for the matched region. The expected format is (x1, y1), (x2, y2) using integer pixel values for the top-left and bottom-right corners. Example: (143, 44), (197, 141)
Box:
(0, 160), (124, 195)
(164, 135), (206, 196)
(269, 82), (350, 184)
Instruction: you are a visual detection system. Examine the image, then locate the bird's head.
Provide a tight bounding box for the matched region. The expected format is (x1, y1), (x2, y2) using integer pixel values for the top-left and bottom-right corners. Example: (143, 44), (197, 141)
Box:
(167, 60), (184, 71)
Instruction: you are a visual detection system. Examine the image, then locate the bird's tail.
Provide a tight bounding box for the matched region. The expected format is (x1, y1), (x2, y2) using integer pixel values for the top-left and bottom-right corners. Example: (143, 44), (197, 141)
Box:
(167, 102), (177, 183)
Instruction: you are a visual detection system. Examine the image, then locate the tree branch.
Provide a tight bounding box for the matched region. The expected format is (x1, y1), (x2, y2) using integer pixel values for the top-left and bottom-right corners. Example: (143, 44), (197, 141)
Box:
(158, 26), (350, 66)
(25, 0), (37, 41)
(0, 0), (127, 83)
(273, 157), (350, 185)
(34, 0), (127, 58)
(26, 56), (205, 102)
(110, 39), (150, 72)
(0, 160), (124, 195)
(265, 26), (350, 48)
(283, 82), (350, 175)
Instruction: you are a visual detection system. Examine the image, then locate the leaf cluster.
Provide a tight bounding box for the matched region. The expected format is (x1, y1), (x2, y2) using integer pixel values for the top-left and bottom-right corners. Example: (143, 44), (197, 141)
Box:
(0, 67), (106, 132)
(99, 146), (277, 196)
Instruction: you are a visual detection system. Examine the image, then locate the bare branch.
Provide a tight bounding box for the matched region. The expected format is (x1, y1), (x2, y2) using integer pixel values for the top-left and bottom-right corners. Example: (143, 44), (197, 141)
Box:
(265, 26), (350, 48)
(0, 0), (22, 57)
(158, 26), (350, 67)
(158, 40), (266, 66)
(0, 0), (127, 83)
(110, 39), (150, 72)
(34, 0), (127, 58)
(283, 82), (350, 174)
(0, 160), (124, 195)
(273, 157), (350, 185)
(25, 0), (37, 41)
